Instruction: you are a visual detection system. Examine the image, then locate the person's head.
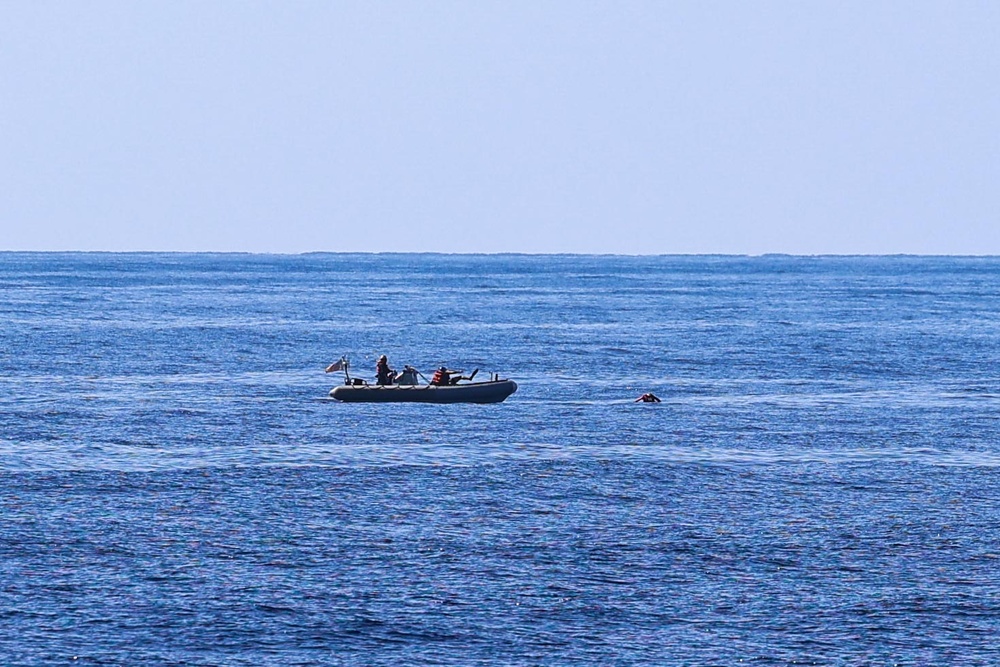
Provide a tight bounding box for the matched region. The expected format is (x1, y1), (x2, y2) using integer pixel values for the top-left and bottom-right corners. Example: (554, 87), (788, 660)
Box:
(379, 355), (387, 362)
(439, 366), (447, 372)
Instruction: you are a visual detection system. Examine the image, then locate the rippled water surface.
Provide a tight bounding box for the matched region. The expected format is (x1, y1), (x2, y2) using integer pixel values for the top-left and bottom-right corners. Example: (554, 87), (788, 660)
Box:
(2, 253), (1000, 664)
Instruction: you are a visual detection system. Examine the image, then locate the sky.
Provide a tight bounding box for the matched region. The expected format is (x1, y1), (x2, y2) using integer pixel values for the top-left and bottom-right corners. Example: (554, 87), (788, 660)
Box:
(1, 1), (998, 254)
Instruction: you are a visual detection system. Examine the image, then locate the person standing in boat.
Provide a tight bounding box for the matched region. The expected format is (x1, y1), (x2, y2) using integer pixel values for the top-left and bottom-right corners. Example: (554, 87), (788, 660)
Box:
(375, 355), (397, 385)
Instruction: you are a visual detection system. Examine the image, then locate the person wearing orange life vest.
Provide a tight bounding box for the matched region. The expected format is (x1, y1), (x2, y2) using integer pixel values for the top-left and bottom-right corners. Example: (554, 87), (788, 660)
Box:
(431, 366), (461, 386)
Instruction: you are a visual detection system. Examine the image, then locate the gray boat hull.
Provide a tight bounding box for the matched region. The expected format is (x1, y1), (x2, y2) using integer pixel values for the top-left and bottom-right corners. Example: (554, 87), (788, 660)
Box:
(330, 379), (517, 404)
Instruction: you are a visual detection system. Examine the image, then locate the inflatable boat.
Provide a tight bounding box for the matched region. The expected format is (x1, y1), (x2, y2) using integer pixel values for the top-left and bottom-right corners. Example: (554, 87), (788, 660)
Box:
(330, 378), (517, 404)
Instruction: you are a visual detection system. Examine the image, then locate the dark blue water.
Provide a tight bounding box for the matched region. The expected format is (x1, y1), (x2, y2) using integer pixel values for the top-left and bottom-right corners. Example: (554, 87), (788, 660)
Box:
(2, 253), (1000, 665)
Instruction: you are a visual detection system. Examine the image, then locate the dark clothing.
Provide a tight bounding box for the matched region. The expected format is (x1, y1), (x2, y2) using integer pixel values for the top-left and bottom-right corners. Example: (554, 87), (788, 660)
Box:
(430, 369), (450, 386)
(376, 360), (394, 385)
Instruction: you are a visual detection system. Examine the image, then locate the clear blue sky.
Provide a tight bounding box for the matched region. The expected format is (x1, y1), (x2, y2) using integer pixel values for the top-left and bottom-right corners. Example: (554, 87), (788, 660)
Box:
(2, 1), (998, 254)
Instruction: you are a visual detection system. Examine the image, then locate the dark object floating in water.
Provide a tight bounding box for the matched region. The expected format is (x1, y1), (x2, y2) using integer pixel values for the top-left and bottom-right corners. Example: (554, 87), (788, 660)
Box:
(330, 378), (517, 404)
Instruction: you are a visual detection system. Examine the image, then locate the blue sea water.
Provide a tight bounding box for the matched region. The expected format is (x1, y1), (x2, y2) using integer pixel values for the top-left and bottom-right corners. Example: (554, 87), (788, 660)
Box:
(2, 252), (1000, 665)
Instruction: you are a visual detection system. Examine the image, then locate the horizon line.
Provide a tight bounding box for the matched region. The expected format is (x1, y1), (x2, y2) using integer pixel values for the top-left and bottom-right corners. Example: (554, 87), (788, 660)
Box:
(2, 250), (1000, 259)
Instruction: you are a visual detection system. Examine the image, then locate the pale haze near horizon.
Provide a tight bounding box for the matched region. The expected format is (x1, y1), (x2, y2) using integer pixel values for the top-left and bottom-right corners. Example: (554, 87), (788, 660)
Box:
(1, 1), (998, 255)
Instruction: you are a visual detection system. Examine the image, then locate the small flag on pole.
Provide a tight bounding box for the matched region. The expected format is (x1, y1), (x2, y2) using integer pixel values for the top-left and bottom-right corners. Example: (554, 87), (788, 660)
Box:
(325, 358), (345, 373)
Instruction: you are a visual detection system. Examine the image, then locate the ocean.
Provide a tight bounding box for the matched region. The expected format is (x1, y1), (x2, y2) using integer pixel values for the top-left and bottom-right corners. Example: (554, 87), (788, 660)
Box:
(1, 253), (999, 665)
